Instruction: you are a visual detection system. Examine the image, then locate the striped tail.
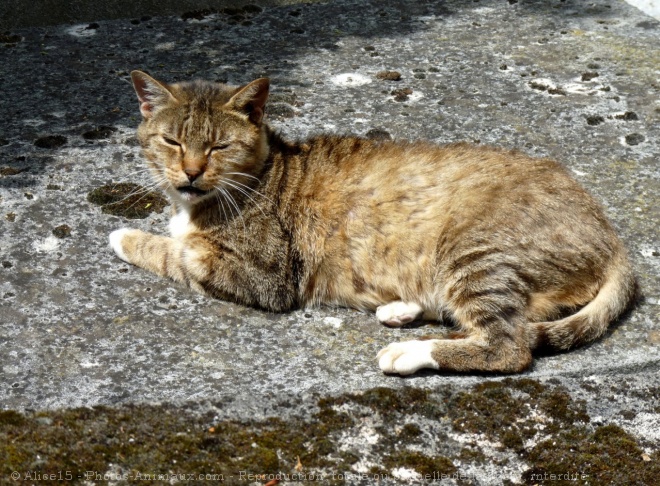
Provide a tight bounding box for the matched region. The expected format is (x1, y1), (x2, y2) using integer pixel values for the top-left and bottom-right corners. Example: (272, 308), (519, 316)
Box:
(529, 248), (637, 351)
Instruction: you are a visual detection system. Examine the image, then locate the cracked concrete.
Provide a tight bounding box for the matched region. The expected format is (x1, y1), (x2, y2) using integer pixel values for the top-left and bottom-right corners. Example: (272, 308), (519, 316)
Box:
(0, 0), (658, 483)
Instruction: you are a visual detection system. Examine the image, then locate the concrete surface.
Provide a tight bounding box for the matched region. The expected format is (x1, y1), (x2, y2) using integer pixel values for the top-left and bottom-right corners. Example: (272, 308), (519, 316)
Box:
(1, 0), (658, 30)
(0, 0), (320, 31)
(0, 0), (658, 483)
(625, 0), (660, 19)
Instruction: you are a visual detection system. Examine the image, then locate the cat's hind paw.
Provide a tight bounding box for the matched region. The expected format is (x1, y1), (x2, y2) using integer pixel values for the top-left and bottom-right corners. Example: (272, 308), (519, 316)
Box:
(377, 340), (438, 375)
(109, 228), (133, 263)
(376, 301), (423, 327)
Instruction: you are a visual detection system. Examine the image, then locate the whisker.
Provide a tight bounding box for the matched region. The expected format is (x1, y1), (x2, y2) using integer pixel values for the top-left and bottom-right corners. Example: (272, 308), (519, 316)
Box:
(220, 178), (268, 218)
(220, 186), (246, 239)
(215, 190), (230, 224)
(223, 177), (273, 204)
(225, 172), (261, 182)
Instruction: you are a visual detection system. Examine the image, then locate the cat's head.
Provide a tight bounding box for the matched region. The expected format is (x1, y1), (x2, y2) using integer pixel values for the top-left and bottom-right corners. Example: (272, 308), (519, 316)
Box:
(130, 70), (270, 207)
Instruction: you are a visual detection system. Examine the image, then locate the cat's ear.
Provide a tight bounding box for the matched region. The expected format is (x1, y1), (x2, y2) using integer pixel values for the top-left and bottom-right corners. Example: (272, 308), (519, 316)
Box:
(130, 70), (178, 119)
(226, 78), (270, 125)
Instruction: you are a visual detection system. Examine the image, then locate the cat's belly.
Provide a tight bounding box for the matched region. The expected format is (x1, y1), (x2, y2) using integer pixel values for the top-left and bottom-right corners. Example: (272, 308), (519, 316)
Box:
(302, 219), (441, 311)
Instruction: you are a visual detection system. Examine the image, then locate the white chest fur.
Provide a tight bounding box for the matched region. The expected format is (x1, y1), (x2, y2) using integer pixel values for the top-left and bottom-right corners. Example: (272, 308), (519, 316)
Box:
(168, 210), (194, 238)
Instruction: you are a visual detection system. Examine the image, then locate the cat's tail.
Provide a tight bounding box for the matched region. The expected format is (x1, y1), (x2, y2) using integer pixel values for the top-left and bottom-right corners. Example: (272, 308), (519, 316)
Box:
(528, 247), (637, 351)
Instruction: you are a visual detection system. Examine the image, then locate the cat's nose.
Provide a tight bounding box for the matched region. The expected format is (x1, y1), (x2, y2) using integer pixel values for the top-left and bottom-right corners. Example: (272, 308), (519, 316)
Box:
(184, 168), (203, 183)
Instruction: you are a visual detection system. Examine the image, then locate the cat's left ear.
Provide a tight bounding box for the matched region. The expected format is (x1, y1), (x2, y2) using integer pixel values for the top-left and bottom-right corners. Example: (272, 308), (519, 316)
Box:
(226, 78), (270, 125)
(130, 70), (178, 119)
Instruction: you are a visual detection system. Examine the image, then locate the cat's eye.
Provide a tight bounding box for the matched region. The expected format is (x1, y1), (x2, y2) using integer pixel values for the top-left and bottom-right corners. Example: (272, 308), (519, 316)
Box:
(211, 143), (230, 152)
(162, 136), (181, 147)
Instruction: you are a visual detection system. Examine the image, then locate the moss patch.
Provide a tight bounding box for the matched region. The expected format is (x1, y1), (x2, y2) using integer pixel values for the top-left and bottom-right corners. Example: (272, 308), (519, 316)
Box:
(2, 381), (657, 484)
(0, 167), (27, 176)
(52, 224), (72, 238)
(0, 410), (26, 426)
(320, 386), (445, 419)
(522, 425), (660, 485)
(82, 126), (117, 140)
(449, 378), (589, 453)
(87, 183), (168, 219)
(0, 33), (22, 44)
(1, 388), (459, 485)
(376, 70), (402, 81)
(448, 379), (659, 484)
(34, 135), (67, 149)
(1, 405), (344, 485)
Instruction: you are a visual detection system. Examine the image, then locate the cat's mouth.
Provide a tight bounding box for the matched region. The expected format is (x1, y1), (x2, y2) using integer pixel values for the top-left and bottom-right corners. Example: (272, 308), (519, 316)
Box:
(176, 185), (212, 201)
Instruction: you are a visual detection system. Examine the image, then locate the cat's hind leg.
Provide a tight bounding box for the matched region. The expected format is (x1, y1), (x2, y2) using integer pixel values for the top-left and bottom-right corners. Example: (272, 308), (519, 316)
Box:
(376, 301), (424, 327)
(377, 339), (439, 375)
(378, 261), (533, 374)
(377, 322), (531, 375)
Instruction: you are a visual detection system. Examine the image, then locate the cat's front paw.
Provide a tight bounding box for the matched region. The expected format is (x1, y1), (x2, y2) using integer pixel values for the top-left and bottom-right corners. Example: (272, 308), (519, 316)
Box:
(109, 228), (134, 263)
(377, 340), (438, 375)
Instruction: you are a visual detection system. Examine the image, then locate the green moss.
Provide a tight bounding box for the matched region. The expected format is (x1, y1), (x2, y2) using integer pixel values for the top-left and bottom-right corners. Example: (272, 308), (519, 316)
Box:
(52, 224), (72, 238)
(501, 429), (524, 451)
(444, 379), (659, 484)
(0, 167), (26, 176)
(458, 445), (487, 464)
(1, 382), (654, 484)
(507, 377), (545, 396)
(0, 410), (26, 426)
(400, 423), (422, 440)
(449, 378), (591, 452)
(368, 465), (389, 476)
(82, 126), (116, 140)
(538, 388), (589, 426)
(0, 398), (358, 485)
(523, 424), (660, 485)
(339, 451), (360, 465)
(320, 386), (444, 419)
(34, 135), (67, 149)
(0, 33), (22, 43)
(87, 183), (168, 219)
(450, 383), (524, 438)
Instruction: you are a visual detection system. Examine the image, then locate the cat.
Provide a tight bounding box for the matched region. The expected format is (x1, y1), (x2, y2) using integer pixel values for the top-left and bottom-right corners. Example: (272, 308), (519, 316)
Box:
(109, 70), (637, 375)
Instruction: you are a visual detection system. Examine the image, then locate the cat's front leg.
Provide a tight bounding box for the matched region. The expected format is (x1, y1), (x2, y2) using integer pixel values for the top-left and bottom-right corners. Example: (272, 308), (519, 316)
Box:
(109, 228), (189, 283)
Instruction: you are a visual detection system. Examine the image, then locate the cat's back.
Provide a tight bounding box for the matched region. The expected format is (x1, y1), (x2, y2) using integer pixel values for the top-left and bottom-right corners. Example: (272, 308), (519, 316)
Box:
(289, 135), (616, 267)
(297, 136), (589, 217)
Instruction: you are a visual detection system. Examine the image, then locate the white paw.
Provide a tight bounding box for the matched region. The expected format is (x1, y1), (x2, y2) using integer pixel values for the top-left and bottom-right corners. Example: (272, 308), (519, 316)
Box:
(377, 340), (438, 375)
(109, 228), (132, 262)
(376, 301), (423, 327)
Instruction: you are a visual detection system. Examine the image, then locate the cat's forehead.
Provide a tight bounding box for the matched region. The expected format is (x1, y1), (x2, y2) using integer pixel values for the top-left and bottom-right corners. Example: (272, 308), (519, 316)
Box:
(171, 80), (239, 106)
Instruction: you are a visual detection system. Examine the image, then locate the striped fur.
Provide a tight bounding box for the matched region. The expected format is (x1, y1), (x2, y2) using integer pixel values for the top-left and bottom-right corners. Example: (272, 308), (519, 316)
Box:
(109, 71), (636, 374)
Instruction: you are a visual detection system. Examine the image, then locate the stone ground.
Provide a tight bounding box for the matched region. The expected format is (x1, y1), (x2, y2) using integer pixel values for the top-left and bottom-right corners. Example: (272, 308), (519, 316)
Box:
(0, 0), (659, 484)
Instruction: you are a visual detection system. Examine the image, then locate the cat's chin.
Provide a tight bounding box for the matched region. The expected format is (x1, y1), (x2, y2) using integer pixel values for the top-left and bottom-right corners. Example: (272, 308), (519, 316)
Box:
(171, 186), (214, 204)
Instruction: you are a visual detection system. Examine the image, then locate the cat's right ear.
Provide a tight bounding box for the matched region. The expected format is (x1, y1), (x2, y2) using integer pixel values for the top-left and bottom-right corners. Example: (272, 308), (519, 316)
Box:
(130, 71), (177, 119)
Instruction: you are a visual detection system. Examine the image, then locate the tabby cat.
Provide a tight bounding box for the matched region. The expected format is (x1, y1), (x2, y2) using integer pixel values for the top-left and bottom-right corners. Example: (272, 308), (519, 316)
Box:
(109, 71), (636, 375)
